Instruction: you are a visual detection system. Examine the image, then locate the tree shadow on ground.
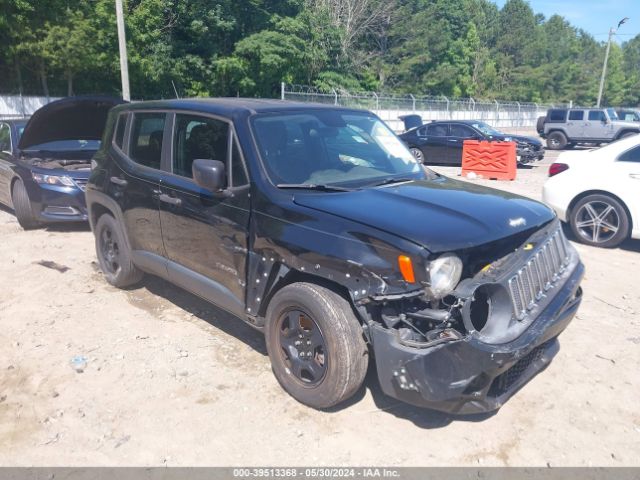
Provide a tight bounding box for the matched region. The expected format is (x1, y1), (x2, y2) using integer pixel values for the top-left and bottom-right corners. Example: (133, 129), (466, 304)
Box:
(129, 274), (499, 428)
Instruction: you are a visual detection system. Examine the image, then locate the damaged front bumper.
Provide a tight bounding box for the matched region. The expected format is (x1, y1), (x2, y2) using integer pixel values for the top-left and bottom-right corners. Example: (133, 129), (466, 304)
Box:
(370, 252), (584, 415)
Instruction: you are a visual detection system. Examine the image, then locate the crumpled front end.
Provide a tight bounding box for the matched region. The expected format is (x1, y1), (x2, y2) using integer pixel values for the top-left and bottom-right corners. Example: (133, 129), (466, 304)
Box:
(366, 222), (584, 414)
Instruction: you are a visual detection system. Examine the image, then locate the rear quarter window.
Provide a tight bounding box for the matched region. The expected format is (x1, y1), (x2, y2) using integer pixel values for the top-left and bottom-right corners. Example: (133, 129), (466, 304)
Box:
(618, 145), (640, 163)
(548, 110), (567, 122)
(113, 113), (127, 150)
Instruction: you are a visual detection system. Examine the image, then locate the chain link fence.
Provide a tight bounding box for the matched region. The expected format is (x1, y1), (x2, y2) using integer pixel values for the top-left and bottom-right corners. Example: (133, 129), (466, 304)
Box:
(281, 84), (557, 133)
(0, 95), (61, 119)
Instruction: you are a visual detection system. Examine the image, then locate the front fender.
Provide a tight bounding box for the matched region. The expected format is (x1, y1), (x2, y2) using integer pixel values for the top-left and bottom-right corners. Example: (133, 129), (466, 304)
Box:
(248, 199), (427, 322)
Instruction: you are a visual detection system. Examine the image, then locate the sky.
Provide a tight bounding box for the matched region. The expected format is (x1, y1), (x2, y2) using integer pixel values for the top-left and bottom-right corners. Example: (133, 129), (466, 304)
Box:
(493, 0), (640, 42)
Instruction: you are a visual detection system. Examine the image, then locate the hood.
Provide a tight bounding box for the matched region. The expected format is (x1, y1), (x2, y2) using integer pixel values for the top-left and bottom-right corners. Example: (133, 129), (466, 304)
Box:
(612, 120), (640, 129)
(293, 177), (555, 253)
(19, 96), (126, 150)
(492, 133), (542, 146)
(399, 114), (424, 131)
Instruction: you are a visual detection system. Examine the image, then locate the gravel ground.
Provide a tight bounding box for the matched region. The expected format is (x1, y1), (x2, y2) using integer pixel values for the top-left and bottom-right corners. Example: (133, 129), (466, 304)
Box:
(0, 149), (639, 466)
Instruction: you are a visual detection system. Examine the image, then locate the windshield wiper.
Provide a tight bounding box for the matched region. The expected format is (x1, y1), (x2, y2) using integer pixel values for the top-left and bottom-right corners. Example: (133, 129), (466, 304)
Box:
(370, 176), (415, 187)
(276, 183), (354, 192)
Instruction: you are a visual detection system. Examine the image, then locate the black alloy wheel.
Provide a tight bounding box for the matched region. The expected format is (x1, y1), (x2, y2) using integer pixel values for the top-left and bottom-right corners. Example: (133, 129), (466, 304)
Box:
(99, 224), (122, 277)
(276, 309), (327, 386)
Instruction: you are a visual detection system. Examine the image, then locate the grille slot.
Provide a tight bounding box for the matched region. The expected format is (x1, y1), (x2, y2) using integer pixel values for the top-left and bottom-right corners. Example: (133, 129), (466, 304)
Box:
(508, 229), (570, 320)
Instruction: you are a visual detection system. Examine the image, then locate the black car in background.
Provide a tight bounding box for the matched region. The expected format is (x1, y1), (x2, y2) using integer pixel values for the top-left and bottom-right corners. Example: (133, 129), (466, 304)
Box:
(398, 119), (545, 165)
(86, 98), (583, 414)
(0, 96), (123, 229)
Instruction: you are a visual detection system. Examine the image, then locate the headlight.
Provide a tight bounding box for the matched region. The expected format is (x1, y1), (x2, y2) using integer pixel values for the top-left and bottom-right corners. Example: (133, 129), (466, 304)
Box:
(32, 172), (75, 187)
(426, 253), (463, 299)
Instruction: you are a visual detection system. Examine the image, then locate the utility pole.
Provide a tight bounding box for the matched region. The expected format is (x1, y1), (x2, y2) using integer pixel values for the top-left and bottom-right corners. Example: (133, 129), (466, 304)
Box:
(115, 0), (131, 101)
(597, 17), (629, 107)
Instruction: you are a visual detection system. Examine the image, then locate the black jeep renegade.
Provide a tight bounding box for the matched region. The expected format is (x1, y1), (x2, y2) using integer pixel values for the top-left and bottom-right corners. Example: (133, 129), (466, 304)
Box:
(86, 99), (584, 414)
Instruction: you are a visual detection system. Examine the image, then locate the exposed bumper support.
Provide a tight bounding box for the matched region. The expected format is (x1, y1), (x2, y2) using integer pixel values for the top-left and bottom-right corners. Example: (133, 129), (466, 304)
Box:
(370, 261), (584, 414)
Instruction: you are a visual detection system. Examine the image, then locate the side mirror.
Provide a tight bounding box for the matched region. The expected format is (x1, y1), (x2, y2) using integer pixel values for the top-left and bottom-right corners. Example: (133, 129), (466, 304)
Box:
(192, 159), (226, 193)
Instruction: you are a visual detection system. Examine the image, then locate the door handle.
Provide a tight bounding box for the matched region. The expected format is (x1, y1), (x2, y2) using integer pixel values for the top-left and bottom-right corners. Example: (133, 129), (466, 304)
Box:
(630, 174), (640, 180)
(447, 139), (458, 142)
(110, 176), (128, 187)
(159, 193), (182, 206)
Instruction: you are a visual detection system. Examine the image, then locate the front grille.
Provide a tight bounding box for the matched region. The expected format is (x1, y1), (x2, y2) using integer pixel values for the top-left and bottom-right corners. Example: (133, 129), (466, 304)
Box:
(488, 339), (552, 397)
(74, 178), (88, 192)
(508, 228), (570, 320)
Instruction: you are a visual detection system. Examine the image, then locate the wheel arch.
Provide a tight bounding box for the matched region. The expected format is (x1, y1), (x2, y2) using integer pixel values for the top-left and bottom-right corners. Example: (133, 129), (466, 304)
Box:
(547, 128), (568, 138)
(568, 189), (634, 233)
(86, 191), (133, 252)
(258, 269), (358, 321)
(614, 129), (640, 140)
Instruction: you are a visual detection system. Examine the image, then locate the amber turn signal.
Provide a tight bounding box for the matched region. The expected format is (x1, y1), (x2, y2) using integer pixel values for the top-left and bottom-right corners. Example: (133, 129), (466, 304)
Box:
(398, 255), (416, 283)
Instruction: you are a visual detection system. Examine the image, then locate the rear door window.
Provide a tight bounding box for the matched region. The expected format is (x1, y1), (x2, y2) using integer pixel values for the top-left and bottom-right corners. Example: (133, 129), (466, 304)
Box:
(130, 113), (167, 169)
(568, 110), (584, 121)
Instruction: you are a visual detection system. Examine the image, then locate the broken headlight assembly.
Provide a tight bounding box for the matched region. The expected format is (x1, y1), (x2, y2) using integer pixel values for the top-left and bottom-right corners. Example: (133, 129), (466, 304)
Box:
(425, 253), (463, 299)
(32, 172), (75, 187)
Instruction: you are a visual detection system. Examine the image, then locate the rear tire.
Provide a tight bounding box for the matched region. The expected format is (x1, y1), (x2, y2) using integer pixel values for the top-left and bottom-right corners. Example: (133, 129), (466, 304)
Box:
(536, 116), (547, 135)
(409, 147), (425, 163)
(95, 214), (143, 287)
(569, 194), (629, 248)
(265, 282), (369, 409)
(11, 179), (41, 230)
(547, 131), (568, 150)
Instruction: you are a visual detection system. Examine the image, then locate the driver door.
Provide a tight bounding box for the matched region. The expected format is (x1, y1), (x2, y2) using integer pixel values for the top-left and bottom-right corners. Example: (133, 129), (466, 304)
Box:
(583, 110), (613, 140)
(159, 112), (251, 316)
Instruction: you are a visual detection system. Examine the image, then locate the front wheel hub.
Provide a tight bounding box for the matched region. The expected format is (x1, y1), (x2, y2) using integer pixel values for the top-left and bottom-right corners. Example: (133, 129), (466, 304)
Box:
(277, 309), (327, 386)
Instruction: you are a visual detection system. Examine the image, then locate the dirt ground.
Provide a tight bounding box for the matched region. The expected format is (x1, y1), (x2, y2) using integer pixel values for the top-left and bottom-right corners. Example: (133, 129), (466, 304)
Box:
(1, 149), (639, 467)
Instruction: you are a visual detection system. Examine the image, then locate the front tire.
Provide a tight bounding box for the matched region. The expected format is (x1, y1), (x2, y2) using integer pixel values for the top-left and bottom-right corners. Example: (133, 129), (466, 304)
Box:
(619, 131), (638, 140)
(265, 283), (368, 409)
(569, 194), (630, 248)
(547, 131), (568, 150)
(11, 179), (42, 230)
(95, 214), (143, 287)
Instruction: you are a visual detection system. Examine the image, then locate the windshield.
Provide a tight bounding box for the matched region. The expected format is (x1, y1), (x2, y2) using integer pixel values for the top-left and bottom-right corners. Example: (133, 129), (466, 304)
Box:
(22, 139), (101, 152)
(470, 121), (502, 136)
(607, 108), (619, 121)
(252, 111), (423, 188)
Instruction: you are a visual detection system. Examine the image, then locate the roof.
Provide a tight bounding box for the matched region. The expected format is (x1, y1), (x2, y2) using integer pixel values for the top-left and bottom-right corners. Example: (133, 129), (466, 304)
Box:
(115, 97), (367, 116)
(412, 119), (485, 127)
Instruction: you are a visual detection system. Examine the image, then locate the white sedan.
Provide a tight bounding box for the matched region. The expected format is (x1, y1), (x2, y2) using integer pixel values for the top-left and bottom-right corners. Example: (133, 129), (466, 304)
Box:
(543, 135), (640, 248)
